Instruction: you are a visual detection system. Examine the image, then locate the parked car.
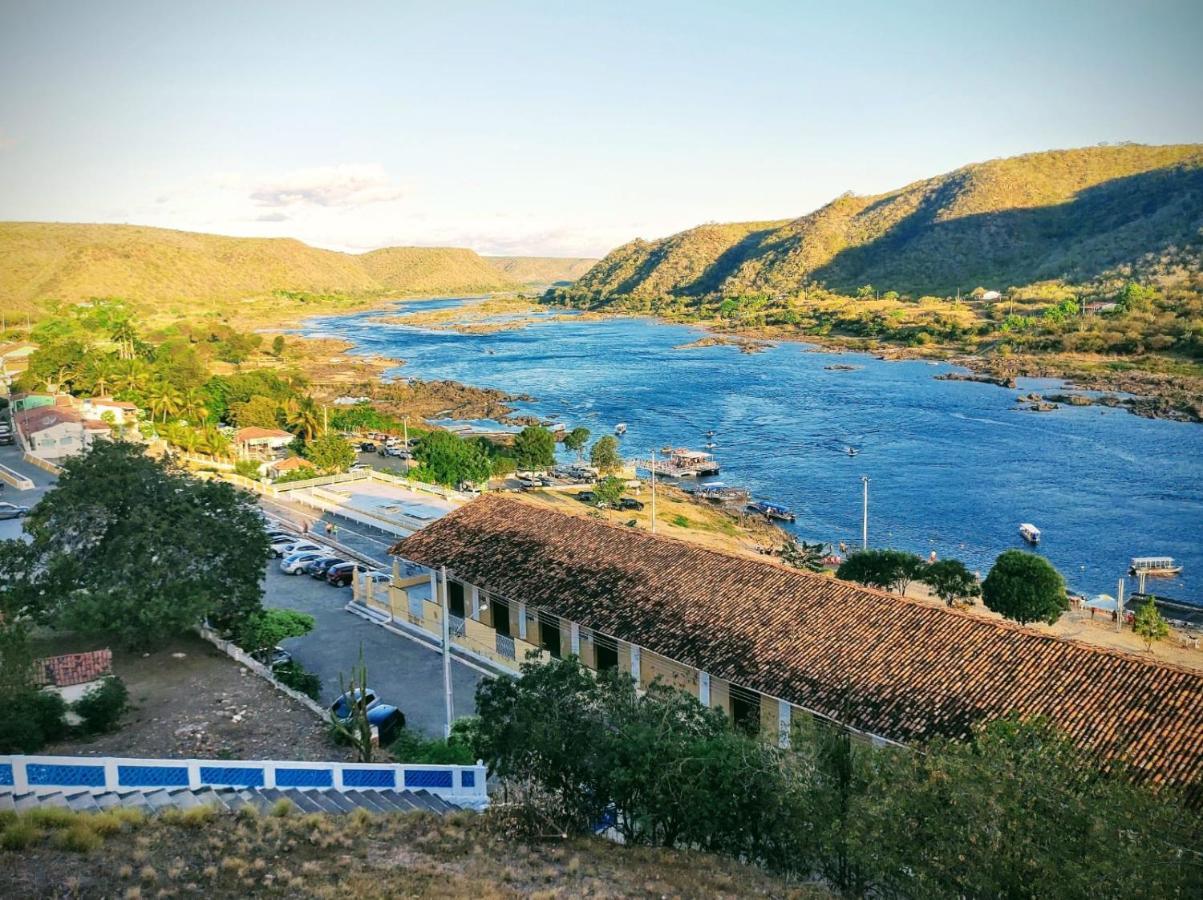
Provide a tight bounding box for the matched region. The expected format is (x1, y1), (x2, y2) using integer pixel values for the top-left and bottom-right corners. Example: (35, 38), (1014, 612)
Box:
(349, 463), (371, 473)
(306, 556), (346, 578)
(0, 502), (30, 519)
(359, 442), (376, 452)
(326, 561), (358, 586)
(383, 446), (409, 459)
(266, 529), (297, 542)
(618, 497), (645, 511)
(359, 570), (391, 588)
(280, 550), (326, 574)
(270, 539), (326, 559)
(329, 688), (405, 743)
(251, 645), (292, 668)
(575, 491), (596, 504)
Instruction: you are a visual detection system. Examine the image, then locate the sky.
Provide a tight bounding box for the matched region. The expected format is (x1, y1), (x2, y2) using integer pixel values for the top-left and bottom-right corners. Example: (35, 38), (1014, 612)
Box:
(1, 0), (1201, 258)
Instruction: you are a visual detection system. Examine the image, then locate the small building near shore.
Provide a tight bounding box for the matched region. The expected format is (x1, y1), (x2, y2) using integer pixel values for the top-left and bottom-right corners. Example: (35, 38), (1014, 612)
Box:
(14, 406), (107, 459)
(234, 426), (295, 458)
(382, 494), (1203, 801)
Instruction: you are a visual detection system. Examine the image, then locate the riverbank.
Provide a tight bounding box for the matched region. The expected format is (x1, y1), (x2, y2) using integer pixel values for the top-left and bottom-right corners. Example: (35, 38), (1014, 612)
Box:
(540, 302), (1203, 424)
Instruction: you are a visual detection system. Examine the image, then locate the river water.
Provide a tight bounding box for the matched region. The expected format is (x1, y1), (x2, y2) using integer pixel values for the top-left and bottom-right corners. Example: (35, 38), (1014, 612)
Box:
(303, 297), (1203, 602)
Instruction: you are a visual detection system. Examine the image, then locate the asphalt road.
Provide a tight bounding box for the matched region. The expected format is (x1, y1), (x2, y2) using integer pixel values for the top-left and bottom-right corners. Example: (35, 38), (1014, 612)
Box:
(261, 563), (486, 738)
(0, 443), (54, 542)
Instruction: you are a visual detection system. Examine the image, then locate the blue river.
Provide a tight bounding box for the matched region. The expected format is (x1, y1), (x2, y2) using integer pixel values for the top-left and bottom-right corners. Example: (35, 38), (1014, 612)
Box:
(302, 297), (1203, 602)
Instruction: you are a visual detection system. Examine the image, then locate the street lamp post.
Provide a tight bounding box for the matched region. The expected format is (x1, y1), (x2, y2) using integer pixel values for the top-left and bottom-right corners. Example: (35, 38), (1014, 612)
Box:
(861, 475), (870, 550)
(440, 565), (453, 737)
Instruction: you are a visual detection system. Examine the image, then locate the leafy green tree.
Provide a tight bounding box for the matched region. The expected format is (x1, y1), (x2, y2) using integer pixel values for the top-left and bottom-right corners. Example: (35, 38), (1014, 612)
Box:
(590, 435), (622, 474)
(837, 549), (925, 594)
(271, 335), (286, 357)
(592, 475), (625, 509)
(921, 558), (981, 607)
(1132, 599), (1169, 652)
(412, 430), (492, 487)
(237, 608), (315, 654)
(780, 540), (829, 573)
(981, 550), (1067, 625)
(145, 376), (182, 424)
(512, 425), (556, 472)
(229, 395), (282, 429)
(284, 396), (321, 441)
(563, 426), (591, 460)
(303, 432), (356, 473)
(21, 441), (269, 648)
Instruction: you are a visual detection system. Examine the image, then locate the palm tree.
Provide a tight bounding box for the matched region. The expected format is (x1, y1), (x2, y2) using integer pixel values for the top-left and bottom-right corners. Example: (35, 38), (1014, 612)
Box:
(200, 427), (233, 461)
(146, 378), (183, 424)
(284, 395), (321, 441)
(780, 540), (830, 573)
(113, 359), (149, 397)
(179, 388), (209, 425)
(110, 319), (140, 361)
(87, 357), (119, 397)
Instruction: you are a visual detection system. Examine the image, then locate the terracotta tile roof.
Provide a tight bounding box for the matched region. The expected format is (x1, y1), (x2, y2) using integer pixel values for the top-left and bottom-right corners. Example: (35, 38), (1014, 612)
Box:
(270, 456), (312, 472)
(14, 406), (82, 434)
(90, 397), (138, 410)
(234, 426), (294, 442)
(393, 495), (1203, 797)
(34, 650), (113, 687)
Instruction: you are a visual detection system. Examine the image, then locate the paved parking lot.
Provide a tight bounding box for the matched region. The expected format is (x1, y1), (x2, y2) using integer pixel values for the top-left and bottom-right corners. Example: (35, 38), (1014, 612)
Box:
(261, 563), (486, 738)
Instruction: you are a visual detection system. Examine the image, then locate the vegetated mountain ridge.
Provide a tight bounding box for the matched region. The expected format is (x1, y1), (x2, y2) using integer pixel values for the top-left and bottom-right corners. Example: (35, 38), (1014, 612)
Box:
(571, 144), (1203, 300)
(484, 255), (598, 286)
(0, 222), (540, 318)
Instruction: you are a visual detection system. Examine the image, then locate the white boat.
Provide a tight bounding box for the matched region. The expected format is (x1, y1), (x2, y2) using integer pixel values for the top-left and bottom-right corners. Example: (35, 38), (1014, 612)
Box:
(1019, 523), (1041, 545)
(1130, 556), (1183, 577)
(614, 423), (627, 435)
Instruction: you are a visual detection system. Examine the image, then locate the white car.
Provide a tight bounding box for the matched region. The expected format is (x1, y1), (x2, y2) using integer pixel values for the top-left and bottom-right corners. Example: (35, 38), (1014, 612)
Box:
(280, 551), (326, 574)
(359, 570), (392, 588)
(270, 538), (326, 558)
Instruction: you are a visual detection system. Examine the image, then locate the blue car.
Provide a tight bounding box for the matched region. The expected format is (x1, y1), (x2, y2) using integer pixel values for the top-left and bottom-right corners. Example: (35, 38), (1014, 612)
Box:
(329, 688), (405, 742)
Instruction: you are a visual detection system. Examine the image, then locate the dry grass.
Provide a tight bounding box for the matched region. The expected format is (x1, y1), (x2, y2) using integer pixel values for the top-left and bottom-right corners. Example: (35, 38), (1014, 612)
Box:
(0, 805), (828, 898)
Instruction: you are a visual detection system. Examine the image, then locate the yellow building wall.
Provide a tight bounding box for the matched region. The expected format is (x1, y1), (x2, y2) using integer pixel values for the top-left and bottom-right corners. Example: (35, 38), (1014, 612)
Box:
(761, 696), (781, 738)
(642, 650), (697, 694)
(578, 634), (596, 669)
(709, 677), (731, 716)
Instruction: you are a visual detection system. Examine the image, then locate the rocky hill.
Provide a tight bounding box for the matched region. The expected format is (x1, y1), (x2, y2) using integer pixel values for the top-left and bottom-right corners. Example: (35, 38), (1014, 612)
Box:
(484, 255), (597, 286)
(569, 144), (1203, 300)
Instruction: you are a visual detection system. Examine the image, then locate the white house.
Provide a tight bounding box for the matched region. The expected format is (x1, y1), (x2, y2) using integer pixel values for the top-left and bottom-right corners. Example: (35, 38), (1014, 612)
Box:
(14, 406), (108, 460)
(83, 397), (140, 425)
(234, 426), (295, 459)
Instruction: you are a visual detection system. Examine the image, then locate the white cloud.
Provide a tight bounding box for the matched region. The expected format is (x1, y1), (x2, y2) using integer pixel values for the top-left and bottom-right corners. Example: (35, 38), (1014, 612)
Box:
(220, 164), (404, 209)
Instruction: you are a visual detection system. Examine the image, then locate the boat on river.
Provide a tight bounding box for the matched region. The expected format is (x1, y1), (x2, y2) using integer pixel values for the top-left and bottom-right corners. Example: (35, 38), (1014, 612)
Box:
(1130, 556), (1183, 577)
(1019, 523), (1041, 545)
(693, 483), (749, 504)
(748, 500), (796, 522)
(644, 448), (720, 478)
(614, 423), (627, 435)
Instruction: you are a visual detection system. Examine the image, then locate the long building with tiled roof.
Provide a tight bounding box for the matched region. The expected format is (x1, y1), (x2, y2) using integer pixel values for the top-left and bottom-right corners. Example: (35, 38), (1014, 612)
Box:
(389, 494), (1203, 798)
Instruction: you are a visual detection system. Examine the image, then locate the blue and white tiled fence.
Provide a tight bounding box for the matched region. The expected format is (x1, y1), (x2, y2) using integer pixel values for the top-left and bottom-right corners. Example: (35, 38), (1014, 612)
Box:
(0, 755), (488, 808)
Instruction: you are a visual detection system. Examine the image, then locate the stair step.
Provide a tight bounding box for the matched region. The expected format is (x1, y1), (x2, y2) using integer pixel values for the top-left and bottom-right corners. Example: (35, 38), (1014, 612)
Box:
(281, 791), (324, 814)
(64, 791), (100, 812)
(93, 792), (122, 810)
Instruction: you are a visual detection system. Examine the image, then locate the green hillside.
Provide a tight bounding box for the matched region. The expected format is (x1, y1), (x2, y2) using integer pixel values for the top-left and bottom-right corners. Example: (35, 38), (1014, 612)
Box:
(569, 144), (1203, 300)
(0, 222), (520, 319)
(484, 255), (597, 286)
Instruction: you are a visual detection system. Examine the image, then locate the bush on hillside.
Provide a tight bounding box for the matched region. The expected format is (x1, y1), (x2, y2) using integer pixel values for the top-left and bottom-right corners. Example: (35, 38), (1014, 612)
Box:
(72, 677), (129, 734)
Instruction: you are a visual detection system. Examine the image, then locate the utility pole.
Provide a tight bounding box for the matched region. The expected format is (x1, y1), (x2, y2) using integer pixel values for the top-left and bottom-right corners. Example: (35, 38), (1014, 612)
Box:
(861, 476), (870, 550)
(440, 565), (453, 738)
(403, 416), (409, 448)
(1116, 576), (1125, 633)
(650, 447), (657, 534)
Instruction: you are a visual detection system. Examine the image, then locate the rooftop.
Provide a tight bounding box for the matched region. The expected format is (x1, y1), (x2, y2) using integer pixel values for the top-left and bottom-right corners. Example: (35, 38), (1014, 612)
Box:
(233, 426), (294, 442)
(34, 650), (113, 688)
(393, 494), (1203, 797)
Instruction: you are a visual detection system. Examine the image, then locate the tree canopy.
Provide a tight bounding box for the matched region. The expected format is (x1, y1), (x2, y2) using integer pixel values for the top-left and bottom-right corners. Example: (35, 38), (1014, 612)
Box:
(303, 432), (356, 473)
(981, 550), (1068, 625)
(590, 435), (622, 474)
(411, 430), (492, 487)
(19, 440), (269, 648)
(511, 425), (556, 472)
(836, 549), (926, 594)
(563, 426), (591, 459)
(921, 558), (981, 607)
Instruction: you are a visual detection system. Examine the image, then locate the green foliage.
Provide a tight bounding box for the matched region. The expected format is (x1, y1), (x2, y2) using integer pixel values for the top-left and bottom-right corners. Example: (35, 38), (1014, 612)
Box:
(836, 549), (926, 594)
(270, 334), (286, 357)
(389, 725), (476, 765)
(592, 475), (625, 508)
(272, 660), (322, 700)
(302, 432), (356, 473)
(22, 441), (269, 648)
(0, 690), (68, 753)
(779, 540), (829, 573)
(273, 464), (318, 484)
(237, 608), (315, 653)
(921, 558), (981, 606)
(563, 426), (591, 458)
(589, 435), (622, 474)
(412, 430), (491, 487)
(329, 649), (375, 763)
(71, 676), (129, 734)
(233, 459), (262, 479)
(511, 425), (556, 472)
(982, 550), (1068, 625)
(1132, 599), (1170, 651)
(229, 395), (282, 429)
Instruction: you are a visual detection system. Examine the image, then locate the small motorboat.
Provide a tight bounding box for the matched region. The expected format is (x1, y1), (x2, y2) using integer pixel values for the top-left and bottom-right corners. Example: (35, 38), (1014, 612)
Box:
(748, 501), (797, 523)
(614, 423), (627, 436)
(846, 446), (858, 456)
(704, 429), (716, 437)
(705, 441), (716, 449)
(1019, 523), (1041, 545)
(1130, 556), (1183, 577)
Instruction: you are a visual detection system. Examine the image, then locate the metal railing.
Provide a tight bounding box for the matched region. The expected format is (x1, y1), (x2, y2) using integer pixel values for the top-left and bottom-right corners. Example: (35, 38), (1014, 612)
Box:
(448, 614), (466, 637)
(495, 633), (516, 660)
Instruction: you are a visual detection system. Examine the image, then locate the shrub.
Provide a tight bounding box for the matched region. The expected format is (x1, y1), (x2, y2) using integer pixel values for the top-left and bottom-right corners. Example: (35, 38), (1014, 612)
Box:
(0, 690), (68, 753)
(52, 821), (103, 852)
(72, 676), (129, 734)
(0, 820), (40, 850)
(389, 727), (476, 765)
(273, 660), (322, 700)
